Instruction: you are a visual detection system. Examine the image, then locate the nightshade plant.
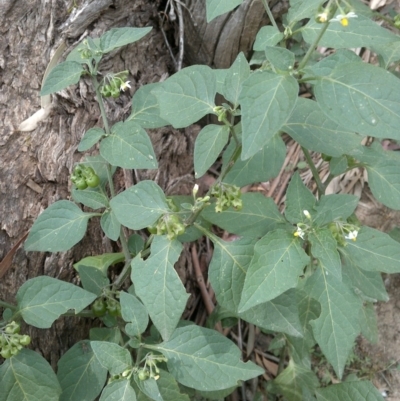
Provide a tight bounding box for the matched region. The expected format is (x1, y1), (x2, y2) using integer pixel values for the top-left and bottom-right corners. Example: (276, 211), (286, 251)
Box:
(1, 0), (400, 400)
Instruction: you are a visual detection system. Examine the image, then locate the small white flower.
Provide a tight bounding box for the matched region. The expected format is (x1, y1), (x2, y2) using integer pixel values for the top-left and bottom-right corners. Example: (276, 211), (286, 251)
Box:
(330, 11), (357, 26)
(120, 81), (131, 92)
(303, 210), (311, 219)
(317, 12), (329, 23)
(345, 230), (358, 241)
(294, 227), (305, 240)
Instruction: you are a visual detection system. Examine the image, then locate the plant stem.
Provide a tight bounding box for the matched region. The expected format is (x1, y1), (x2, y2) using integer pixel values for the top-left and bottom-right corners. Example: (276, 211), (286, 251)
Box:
(0, 300), (16, 311)
(92, 76), (111, 135)
(261, 0), (279, 31)
(301, 147), (325, 196)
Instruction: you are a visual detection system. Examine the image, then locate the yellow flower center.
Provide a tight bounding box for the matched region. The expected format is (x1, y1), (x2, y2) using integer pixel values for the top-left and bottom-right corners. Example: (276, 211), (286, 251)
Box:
(340, 17), (349, 26)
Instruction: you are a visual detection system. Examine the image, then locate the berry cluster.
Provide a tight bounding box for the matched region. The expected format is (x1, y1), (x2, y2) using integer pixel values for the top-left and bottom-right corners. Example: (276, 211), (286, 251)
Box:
(210, 183), (242, 213)
(0, 321), (31, 359)
(71, 164), (100, 190)
(147, 214), (185, 240)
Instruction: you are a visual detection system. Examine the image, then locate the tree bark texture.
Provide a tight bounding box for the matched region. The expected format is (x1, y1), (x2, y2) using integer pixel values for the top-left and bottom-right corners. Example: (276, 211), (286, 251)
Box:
(0, 0), (286, 366)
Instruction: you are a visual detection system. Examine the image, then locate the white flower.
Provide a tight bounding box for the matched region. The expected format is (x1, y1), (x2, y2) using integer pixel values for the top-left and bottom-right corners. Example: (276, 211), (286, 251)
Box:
(345, 230), (358, 241)
(294, 227), (305, 240)
(317, 12), (329, 23)
(330, 11), (357, 26)
(120, 81), (131, 91)
(303, 210), (311, 219)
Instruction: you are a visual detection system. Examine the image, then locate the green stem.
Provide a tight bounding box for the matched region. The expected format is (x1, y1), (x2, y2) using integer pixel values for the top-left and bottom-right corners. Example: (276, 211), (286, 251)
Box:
(301, 147), (325, 196)
(261, 0), (279, 31)
(113, 228), (133, 290)
(0, 300), (16, 311)
(92, 76), (111, 135)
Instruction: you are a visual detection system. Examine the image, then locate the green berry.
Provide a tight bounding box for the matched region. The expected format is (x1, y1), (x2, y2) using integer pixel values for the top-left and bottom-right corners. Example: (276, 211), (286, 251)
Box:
(19, 335), (31, 346)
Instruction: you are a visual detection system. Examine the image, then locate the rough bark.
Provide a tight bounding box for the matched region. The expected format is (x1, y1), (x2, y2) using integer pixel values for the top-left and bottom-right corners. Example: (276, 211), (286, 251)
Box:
(0, 0), (286, 366)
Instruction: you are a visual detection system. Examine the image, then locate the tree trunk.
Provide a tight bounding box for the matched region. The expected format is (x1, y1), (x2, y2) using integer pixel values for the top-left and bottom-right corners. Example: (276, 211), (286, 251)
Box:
(0, 0), (286, 367)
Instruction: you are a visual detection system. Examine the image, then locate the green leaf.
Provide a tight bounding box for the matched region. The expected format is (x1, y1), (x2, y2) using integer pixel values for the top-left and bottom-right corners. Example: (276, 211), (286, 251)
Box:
(285, 172), (316, 224)
(131, 236), (188, 340)
(304, 268), (362, 378)
(329, 156), (348, 176)
(366, 159), (400, 210)
(314, 62), (400, 141)
(223, 52), (250, 106)
(100, 381), (137, 401)
(265, 46), (295, 71)
(359, 302), (378, 344)
(373, 40), (400, 69)
(202, 192), (287, 238)
(239, 71), (298, 159)
(309, 229), (341, 279)
(110, 181), (169, 230)
(78, 265), (110, 296)
(72, 188), (109, 210)
(78, 127), (105, 151)
(271, 360), (319, 401)
(100, 27), (152, 53)
(91, 341), (132, 375)
(74, 253), (125, 276)
(206, 0), (243, 22)
(345, 226), (400, 273)
(90, 327), (122, 344)
(57, 340), (107, 401)
(0, 349), (61, 401)
(194, 124), (229, 178)
(156, 370), (190, 401)
(128, 234), (145, 255)
(287, 0), (324, 24)
(101, 210), (121, 241)
(66, 37), (102, 65)
(239, 230), (309, 312)
(151, 325), (264, 391)
(315, 381), (384, 401)
(16, 276), (96, 328)
(253, 26), (284, 50)
(24, 200), (94, 252)
(152, 66), (216, 128)
(283, 98), (362, 157)
(41, 61), (83, 96)
(223, 131), (286, 187)
(128, 83), (169, 128)
(100, 121), (157, 169)
(134, 378), (163, 401)
(314, 194), (359, 226)
(303, 15), (397, 50)
(119, 291), (149, 337)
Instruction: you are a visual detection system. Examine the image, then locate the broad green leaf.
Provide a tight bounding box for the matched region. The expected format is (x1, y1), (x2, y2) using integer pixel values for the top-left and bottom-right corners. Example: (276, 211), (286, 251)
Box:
(208, 236), (256, 311)
(314, 62), (400, 141)
(224, 132), (286, 186)
(194, 124), (229, 178)
(239, 71), (298, 159)
(91, 341), (132, 375)
(0, 349), (61, 401)
(110, 181), (169, 230)
(315, 381), (384, 401)
(285, 172), (316, 224)
(214, 69), (229, 95)
(265, 46), (295, 71)
(119, 291), (149, 337)
(373, 40), (400, 69)
(101, 210), (121, 241)
(66, 37), (102, 65)
(206, 0), (243, 22)
(134, 378), (163, 401)
(57, 340), (107, 401)
(329, 156), (348, 176)
(367, 159), (400, 210)
(78, 127), (105, 151)
(78, 265), (110, 296)
(359, 302), (378, 344)
(152, 66), (216, 128)
(128, 83), (169, 128)
(314, 194), (359, 226)
(305, 268), (362, 378)
(41, 61), (83, 95)
(100, 27), (152, 53)
(241, 290), (304, 337)
(239, 230), (309, 312)
(345, 226), (400, 273)
(195, 387), (237, 401)
(309, 229), (341, 279)
(287, 0), (324, 24)
(271, 360), (319, 401)
(131, 236), (188, 340)
(156, 370), (190, 401)
(341, 251), (388, 302)
(303, 16), (397, 50)
(223, 52), (250, 106)
(100, 121), (157, 169)
(74, 253), (125, 276)
(283, 98), (362, 157)
(16, 276), (96, 328)
(72, 188), (109, 210)
(150, 325), (264, 391)
(90, 327), (122, 344)
(100, 380), (137, 401)
(253, 26), (284, 50)
(202, 192), (287, 238)
(128, 234), (145, 255)
(24, 200), (94, 252)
